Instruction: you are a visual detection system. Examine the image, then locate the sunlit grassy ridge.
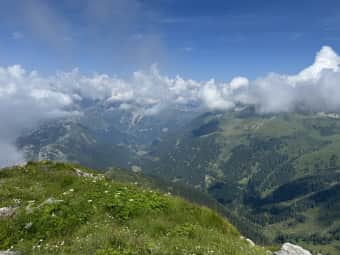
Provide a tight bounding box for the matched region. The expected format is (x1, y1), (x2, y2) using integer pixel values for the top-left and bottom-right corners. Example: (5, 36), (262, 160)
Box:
(0, 161), (267, 255)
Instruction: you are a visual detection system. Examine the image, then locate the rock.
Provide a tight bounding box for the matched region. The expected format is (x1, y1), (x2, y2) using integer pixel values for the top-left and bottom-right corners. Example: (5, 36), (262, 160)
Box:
(0, 251), (20, 255)
(74, 168), (104, 180)
(0, 207), (16, 217)
(275, 243), (312, 255)
(25, 198), (64, 214)
(246, 238), (255, 246)
(131, 165), (142, 173)
(43, 198), (64, 205)
(74, 168), (94, 178)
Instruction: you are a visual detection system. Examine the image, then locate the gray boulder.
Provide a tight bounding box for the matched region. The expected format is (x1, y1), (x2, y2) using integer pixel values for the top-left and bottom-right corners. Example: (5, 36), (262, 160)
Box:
(275, 243), (312, 255)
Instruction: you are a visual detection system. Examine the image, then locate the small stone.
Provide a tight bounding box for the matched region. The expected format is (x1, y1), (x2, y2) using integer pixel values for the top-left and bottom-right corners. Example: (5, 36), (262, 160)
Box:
(0, 251), (20, 255)
(245, 238), (255, 246)
(0, 207), (16, 218)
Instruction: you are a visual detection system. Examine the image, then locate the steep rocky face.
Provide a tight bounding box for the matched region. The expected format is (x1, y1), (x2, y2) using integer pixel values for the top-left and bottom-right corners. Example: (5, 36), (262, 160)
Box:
(274, 243), (312, 255)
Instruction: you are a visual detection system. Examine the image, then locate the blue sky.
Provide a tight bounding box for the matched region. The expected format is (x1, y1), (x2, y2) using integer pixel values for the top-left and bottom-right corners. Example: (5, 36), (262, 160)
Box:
(0, 0), (340, 80)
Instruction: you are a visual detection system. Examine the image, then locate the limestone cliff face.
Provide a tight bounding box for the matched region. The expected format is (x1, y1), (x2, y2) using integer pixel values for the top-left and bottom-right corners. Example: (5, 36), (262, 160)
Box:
(274, 243), (313, 255)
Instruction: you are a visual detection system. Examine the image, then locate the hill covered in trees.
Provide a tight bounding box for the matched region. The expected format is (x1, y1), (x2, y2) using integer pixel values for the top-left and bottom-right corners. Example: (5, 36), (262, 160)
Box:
(145, 110), (340, 254)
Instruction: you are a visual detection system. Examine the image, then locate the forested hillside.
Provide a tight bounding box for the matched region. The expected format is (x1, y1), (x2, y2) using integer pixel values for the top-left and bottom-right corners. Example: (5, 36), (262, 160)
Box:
(145, 109), (340, 254)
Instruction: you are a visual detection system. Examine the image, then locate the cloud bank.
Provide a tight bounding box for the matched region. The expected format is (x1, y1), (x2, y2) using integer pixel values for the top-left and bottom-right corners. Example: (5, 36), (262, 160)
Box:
(45, 45), (340, 115)
(1, 46), (340, 166)
(0, 65), (76, 166)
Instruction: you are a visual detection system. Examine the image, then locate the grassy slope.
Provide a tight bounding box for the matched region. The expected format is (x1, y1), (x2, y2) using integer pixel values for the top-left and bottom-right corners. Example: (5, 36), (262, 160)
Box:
(0, 161), (267, 255)
(104, 167), (269, 244)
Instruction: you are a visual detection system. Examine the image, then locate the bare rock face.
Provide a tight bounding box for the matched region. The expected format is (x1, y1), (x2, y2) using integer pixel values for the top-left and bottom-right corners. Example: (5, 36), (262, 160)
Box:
(275, 243), (312, 255)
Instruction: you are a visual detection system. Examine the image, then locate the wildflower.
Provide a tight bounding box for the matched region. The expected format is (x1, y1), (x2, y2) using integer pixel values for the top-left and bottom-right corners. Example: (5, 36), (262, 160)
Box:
(13, 198), (21, 204)
(24, 222), (33, 229)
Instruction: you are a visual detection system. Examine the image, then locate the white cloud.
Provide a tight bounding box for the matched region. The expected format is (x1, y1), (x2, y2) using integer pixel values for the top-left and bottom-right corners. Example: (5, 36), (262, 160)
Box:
(0, 65), (75, 167)
(290, 46), (340, 83)
(1, 46), (340, 166)
(1, 46), (340, 119)
(200, 80), (234, 110)
(229, 76), (249, 91)
(245, 46), (340, 113)
(0, 143), (25, 167)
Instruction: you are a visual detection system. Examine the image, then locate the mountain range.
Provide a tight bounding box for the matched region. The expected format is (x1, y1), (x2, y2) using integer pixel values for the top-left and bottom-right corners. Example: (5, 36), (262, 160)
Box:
(15, 103), (340, 254)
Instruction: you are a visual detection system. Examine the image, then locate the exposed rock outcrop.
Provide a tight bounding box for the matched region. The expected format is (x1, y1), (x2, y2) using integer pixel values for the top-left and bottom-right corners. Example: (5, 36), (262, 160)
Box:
(275, 243), (312, 255)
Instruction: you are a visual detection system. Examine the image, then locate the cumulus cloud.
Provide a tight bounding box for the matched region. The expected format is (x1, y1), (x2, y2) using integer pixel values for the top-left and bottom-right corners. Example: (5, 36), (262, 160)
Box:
(247, 46), (340, 113)
(200, 80), (234, 110)
(48, 45), (340, 114)
(1, 46), (340, 166)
